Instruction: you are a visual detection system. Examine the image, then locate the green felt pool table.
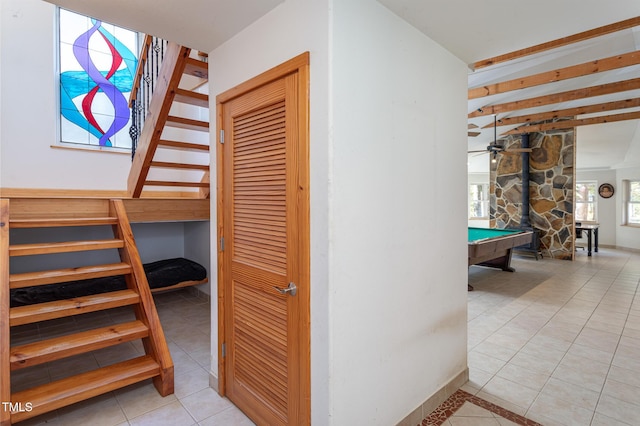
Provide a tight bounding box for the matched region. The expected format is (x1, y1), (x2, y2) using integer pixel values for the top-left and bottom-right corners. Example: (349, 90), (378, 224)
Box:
(468, 227), (533, 273)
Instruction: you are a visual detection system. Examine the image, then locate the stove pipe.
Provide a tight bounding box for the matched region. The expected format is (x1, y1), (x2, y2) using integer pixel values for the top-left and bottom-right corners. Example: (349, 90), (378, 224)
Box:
(520, 133), (531, 228)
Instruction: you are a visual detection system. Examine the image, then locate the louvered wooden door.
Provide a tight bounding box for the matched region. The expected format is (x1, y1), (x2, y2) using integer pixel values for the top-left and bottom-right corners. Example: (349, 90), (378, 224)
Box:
(217, 54), (310, 426)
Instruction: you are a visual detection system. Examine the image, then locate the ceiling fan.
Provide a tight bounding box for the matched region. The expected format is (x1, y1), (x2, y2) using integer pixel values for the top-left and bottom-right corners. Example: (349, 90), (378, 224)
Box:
(468, 115), (532, 157)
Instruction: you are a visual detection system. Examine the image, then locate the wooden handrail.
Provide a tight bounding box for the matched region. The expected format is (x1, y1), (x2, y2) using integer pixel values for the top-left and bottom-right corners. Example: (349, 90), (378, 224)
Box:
(127, 43), (191, 197)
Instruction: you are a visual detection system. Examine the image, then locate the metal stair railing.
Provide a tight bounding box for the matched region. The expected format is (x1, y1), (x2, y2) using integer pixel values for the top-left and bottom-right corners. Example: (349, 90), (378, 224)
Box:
(129, 35), (169, 159)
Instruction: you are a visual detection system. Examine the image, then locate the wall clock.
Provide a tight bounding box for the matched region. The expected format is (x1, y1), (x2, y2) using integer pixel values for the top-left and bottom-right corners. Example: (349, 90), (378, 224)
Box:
(598, 183), (614, 198)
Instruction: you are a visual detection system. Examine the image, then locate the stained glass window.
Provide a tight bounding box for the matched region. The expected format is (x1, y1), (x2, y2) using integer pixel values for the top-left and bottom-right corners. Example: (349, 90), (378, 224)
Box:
(59, 9), (138, 149)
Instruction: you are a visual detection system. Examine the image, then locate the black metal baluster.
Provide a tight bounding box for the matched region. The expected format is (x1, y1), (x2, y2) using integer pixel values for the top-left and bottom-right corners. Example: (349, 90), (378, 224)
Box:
(128, 36), (169, 161)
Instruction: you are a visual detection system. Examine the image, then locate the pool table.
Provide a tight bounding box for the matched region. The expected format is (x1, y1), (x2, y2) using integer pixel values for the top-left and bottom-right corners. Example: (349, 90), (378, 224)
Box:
(468, 227), (533, 290)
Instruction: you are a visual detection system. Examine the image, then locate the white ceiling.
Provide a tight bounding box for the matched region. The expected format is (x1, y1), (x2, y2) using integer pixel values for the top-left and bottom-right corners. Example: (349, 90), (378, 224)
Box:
(378, 0), (640, 173)
(46, 0), (284, 53)
(463, 28), (640, 172)
(377, 0), (640, 65)
(47, 0), (640, 173)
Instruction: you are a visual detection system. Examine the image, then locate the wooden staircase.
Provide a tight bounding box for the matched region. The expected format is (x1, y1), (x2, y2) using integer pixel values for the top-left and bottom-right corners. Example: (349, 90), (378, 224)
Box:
(0, 198), (173, 425)
(128, 39), (210, 198)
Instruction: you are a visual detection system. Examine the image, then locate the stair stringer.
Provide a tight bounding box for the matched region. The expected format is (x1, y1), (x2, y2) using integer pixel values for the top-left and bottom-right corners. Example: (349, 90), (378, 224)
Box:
(109, 199), (174, 395)
(127, 43), (192, 198)
(0, 198), (174, 425)
(1, 199), (11, 426)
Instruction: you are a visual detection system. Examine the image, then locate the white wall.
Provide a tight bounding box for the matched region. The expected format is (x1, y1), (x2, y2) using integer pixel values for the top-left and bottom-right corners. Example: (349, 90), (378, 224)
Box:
(0, 0), (132, 190)
(1, 0), (212, 288)
(576, 167), (640, 251)
(576, 169), (617, 246)
(184, 221), (211, 295)
(330, 1), (468, 424)
(1, 0), (211, 191)
(210, 0), (468, 424)
(616, 166), (640, 250)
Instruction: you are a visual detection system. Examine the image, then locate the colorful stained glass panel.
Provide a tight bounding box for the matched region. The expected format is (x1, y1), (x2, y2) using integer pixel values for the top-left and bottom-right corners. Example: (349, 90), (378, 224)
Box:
(59, 9), (138, 148)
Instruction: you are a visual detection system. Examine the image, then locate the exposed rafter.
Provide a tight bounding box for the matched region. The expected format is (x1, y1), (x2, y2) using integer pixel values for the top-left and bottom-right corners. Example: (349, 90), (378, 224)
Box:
(471, 16), (640, 70)
(503, 110), (640, 135)
(469, 51), (640, 99)
(482, 98), (640, 128)
(469, 78), (640, 118)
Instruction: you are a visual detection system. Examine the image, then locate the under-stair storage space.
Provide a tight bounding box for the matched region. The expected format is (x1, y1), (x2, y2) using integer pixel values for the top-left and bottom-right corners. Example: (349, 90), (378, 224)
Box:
(1, 199), (173, 425)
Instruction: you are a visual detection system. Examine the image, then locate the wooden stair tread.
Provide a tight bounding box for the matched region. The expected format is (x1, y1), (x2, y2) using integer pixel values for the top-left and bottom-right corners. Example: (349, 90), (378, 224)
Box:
(9, 290), (140, 326)
(166, 115), (209, 132)
(10, 217), (118, 228)
(10, 356), (160, 423)
(157, 139), (209, 152)
(144, 180), (210, 188)
(183, 57), (208, 79)
(3, 198), (174, 419)
(174, 88), (208, 108)
(10, 262), (132, 289)
(149, 161), (209, 171)
(9, 239), (125, 257)
(10, 320), (149, 370)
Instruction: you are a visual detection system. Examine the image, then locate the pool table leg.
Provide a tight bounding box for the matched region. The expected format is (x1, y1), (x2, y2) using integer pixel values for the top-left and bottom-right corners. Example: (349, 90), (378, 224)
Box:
(477, 249), (516, 272)
(468, 249), (518, 291)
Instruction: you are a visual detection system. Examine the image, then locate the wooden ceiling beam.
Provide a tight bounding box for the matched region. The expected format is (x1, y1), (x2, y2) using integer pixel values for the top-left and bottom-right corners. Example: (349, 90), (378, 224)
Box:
(472, 16), (640, 70)
(469, 78), (640, 118)
(469, 51), (640, 99)
(482, 98), (640, 128)
(502, 110), (640, 135)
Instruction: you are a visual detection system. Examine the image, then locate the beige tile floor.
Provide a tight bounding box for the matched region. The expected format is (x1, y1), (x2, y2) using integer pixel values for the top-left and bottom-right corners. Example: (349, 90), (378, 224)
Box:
(10, 288), (255, 426)
(11, 248), (640, 426)
(465, 247), (640, 426)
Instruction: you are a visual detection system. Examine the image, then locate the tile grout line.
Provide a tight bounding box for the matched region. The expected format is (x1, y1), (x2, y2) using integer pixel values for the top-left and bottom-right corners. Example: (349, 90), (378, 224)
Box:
(586, 256), (640, 425)
(468, 251), (640, 425)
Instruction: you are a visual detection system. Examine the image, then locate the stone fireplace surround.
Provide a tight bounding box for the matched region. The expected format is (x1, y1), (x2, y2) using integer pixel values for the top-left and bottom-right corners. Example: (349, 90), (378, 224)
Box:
(490, 129), (575, 260)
